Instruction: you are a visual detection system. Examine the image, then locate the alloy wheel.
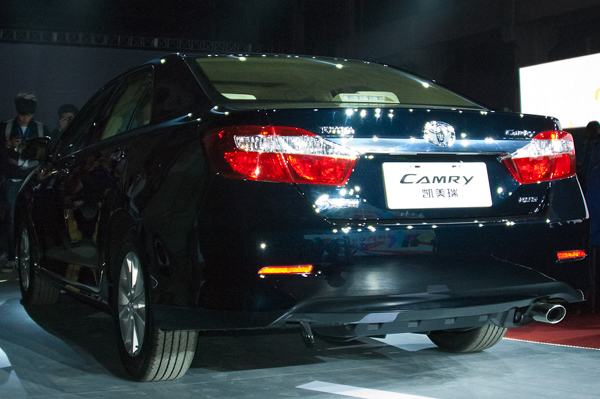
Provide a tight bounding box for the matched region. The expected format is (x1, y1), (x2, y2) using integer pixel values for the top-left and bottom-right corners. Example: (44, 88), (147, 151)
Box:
(117, 251), (146, 357)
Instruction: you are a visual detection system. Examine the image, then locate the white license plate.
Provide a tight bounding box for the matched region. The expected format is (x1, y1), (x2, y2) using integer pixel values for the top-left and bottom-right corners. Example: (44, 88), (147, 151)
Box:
(382, 162), (492, 209)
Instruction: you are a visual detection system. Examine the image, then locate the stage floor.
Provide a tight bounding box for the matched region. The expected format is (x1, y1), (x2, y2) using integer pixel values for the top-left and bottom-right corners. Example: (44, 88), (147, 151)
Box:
(0, 271), (597, 399)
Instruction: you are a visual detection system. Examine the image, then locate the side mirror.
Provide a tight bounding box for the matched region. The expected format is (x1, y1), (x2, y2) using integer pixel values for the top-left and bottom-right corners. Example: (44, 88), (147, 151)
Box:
(19, 137), (51, 162)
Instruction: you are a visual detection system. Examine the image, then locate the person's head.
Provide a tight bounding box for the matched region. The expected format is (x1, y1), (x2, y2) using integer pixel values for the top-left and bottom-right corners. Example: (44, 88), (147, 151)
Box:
(585, 120), (600, 144)
(14, 93), (37, 127)
(57, 103), (79, 132)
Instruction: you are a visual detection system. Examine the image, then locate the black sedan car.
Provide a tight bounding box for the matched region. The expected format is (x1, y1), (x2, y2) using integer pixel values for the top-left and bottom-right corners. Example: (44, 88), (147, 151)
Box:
(15, 53), (589, 381)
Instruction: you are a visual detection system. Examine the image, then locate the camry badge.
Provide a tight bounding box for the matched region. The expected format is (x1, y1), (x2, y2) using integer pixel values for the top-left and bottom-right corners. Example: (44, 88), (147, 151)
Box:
(423, 121), (456, 147)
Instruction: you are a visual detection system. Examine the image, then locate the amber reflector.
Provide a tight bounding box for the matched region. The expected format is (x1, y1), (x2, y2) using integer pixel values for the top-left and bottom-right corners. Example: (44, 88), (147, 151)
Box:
(556, 250), (587, 261)
(258, 265), (313, 274)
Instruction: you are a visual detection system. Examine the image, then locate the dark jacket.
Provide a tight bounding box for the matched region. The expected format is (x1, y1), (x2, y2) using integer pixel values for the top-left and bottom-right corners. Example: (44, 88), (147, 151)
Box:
(0, 145), (30, 181)
(0, 117), (49, 141)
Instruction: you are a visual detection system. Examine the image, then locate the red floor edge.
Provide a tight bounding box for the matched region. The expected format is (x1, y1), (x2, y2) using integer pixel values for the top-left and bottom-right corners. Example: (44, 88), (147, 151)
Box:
(504, 305), (600, 349)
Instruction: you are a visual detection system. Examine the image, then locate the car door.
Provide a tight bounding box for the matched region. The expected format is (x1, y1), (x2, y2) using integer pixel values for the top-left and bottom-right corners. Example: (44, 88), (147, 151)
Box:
(32, 80), (118, 288)
(35, 67), (153, 291)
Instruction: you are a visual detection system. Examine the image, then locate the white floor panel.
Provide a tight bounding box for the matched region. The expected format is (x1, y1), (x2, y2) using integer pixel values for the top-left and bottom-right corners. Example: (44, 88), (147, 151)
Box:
(0, 273), (597, 398)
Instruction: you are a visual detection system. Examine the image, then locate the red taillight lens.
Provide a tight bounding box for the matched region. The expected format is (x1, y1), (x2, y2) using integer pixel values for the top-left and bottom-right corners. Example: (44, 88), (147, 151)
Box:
(258, 265), (313, 275)
(224, 152), (289, 181)
(502, 131), (575, 184)
(205, 126), (358, 186)
(556, 250), (587, 261)
(286, 154), (357, 184)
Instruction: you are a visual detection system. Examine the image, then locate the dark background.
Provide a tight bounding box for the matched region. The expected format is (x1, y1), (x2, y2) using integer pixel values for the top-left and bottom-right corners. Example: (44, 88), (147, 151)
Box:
(1, 0), (599, 129)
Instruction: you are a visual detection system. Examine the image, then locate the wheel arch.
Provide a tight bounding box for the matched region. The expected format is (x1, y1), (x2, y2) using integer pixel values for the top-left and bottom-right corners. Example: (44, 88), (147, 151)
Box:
(14, 194), (42, 267)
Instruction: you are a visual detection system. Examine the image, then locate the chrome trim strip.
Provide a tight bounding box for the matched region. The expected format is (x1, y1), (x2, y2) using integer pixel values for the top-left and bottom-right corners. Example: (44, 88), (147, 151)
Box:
(329, 138), (527, 154)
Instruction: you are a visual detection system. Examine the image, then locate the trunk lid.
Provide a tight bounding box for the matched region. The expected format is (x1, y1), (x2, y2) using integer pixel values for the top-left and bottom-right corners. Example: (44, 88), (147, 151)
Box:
(265, 107), (564, 221)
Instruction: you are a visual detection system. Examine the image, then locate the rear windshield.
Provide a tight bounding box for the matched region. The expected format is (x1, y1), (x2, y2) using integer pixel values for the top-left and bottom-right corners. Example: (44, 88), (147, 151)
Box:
(188, 55), (482, 109)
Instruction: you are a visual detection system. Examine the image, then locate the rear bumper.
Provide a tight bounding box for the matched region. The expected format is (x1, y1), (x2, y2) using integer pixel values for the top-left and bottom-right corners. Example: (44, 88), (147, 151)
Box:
(272, 282), (583, 326)
(269, 282), (582, 335)
(151, 177), (590, 332)
(154, 283), (583, 333)
(153, 253), (585, 332)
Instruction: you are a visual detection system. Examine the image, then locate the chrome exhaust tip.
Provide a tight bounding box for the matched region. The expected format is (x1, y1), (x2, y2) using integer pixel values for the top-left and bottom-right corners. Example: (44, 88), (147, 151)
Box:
(529, 303), (567, 324)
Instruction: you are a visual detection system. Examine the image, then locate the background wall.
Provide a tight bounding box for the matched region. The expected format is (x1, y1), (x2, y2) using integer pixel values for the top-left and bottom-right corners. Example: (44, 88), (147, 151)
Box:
(1, 0), (600, 125)
(338, 0), (600, 112)
(0, 43), (165, 128)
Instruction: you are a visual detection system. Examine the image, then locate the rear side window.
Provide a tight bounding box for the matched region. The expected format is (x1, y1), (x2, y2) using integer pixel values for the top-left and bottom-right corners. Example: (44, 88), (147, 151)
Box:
(96, 67), (153, 141)
(55, 82), (117, 159)
(152, 57), (206, 123)
(129, 86), (152, 130)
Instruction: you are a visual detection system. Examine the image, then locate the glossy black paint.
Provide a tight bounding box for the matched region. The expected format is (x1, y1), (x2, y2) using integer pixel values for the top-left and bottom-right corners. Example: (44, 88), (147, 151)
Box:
(15, 54), (588, 337)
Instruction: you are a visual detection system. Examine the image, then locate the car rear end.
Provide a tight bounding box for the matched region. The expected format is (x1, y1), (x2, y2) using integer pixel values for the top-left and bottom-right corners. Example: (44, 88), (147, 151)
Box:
(183, 54), (589, 338)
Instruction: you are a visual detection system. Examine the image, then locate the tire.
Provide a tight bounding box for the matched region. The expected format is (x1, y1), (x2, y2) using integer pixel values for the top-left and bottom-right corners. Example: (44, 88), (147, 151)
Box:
(427, 324), (507, 353)
(17, 225), (60, 305)
(113, 240), (197, 381)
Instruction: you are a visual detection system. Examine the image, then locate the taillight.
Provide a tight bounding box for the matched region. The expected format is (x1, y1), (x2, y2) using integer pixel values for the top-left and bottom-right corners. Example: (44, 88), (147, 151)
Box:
(502, 131), (575, 184)
(556, 250), (586, 261)
(258, 265), (313, 275)
(204, 126), (358, 186)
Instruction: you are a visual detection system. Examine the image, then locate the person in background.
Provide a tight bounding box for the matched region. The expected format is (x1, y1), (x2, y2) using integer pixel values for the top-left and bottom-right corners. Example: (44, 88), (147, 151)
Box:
(0, 131), (30, 272)
(576, 120), (600, 193)
(581, 121), (600, 308)
(49, 103), (78, 144)
(0, 93), (50, 142)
